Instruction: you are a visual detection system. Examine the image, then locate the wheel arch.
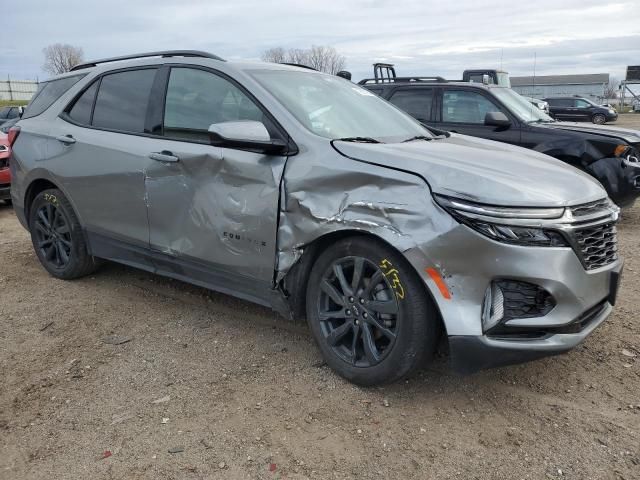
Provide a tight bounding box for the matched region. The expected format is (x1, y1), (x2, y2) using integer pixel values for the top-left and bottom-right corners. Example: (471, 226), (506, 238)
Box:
(24, 178), (60, 224)
(280, 229), (446, 336)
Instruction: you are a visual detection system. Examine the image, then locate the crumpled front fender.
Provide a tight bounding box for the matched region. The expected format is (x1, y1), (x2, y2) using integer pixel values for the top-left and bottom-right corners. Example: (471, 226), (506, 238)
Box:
(586, 157), (640, 207)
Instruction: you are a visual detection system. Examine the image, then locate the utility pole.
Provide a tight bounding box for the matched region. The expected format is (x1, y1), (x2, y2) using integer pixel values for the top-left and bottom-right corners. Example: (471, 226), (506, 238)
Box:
(7, 74), (13, 101)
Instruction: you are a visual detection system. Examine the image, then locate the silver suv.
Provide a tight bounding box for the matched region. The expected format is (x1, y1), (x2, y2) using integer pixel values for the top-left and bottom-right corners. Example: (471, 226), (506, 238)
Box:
(9, 51), (623, 385)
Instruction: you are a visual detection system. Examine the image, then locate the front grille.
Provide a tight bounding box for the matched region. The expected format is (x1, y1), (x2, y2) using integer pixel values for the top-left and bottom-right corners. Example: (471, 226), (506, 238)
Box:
(496, 280), (555, 320)
(573, 222), (618, 270)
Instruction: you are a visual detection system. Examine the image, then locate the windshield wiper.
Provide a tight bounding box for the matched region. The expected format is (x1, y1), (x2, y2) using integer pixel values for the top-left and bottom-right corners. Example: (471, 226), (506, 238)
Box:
(333, 136), (383, 144)
(402, 135), (433, 143)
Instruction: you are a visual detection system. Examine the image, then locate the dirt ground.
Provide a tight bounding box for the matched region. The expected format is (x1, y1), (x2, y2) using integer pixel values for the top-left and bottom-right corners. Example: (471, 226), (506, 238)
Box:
(615, 113), (640, 130)
(1, 117), (639, 480)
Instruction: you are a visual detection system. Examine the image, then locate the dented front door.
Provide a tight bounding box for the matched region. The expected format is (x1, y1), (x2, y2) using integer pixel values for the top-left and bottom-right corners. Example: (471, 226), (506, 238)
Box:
(144, 142), (286, 283)
(144, 66), (290, 292)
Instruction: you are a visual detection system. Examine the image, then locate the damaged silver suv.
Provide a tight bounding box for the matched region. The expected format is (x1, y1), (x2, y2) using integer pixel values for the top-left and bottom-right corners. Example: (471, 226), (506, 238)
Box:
(9, 51), (623, 385)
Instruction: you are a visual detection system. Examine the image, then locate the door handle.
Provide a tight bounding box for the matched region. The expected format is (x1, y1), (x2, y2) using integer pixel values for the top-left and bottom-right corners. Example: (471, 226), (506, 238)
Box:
(149, 151), (179, 163)
(56, 135), (76, 145)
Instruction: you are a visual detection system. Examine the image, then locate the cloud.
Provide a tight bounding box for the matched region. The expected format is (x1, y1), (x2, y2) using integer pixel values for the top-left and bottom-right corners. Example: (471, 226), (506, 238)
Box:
(2, 0), (639, 82)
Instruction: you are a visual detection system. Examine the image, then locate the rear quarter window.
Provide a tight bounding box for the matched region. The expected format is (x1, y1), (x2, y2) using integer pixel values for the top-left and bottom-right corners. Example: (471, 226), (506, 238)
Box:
(22, 75), (86, 119)
(67, 80), (99, 125)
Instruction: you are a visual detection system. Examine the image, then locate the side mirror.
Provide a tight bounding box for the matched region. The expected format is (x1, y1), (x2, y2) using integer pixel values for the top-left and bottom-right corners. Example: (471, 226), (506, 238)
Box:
(336, 71), (352, 81)
(208, 121), (287, 154)
(484, 111), (511, 128)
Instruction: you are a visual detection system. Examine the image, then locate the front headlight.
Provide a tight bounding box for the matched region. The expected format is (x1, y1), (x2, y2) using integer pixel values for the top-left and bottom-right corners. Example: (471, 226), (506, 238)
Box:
(608, 109), (615, 114)
(434, 194), (569, 247)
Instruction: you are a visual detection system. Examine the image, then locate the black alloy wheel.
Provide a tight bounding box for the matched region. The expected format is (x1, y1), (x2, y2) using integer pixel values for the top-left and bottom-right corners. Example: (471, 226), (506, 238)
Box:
(33, 201), (73, 269)
(306, 237), (440, 386)
(317, 256), (399, 367)
(29, 188), (100, 279)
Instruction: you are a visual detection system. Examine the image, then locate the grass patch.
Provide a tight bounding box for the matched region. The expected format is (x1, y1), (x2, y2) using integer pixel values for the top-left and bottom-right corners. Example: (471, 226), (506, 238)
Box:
(0, 100), (28, 107)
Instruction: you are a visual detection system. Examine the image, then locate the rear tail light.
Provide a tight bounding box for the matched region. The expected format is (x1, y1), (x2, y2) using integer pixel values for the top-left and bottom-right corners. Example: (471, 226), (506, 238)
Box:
(8, 126), (21, 148)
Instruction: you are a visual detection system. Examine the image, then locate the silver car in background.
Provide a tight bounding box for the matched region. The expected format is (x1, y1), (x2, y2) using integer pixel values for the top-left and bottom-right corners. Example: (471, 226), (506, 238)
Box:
(8, 51), (623, 385)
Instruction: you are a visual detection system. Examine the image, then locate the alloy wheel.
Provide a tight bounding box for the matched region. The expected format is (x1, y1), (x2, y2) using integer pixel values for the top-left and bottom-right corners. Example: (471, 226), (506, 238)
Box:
(33, 203), (72, 269)
(317, 256), (399, 367)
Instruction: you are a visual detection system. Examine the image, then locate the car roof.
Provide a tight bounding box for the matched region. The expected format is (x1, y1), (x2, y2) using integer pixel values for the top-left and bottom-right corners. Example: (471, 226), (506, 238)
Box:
(45, 51), (316, 82)
(362, 80), (509, 90)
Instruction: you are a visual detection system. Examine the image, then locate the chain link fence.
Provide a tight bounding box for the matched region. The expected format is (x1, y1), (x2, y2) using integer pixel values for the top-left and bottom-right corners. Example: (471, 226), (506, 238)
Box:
(0, 79), (39, 101)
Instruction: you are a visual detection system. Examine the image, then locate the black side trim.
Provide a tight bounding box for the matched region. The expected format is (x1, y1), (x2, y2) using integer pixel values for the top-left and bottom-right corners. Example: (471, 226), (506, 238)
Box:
(87, 230), (277, 310)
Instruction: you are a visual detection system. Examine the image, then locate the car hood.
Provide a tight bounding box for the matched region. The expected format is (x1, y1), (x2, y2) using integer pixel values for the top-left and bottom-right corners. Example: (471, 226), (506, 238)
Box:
(332, 134), (606, 207)
(542, 122), (640, 144)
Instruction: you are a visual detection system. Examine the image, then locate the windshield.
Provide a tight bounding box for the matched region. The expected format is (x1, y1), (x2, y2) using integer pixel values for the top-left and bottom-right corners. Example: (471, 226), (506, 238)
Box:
(250, 70), (432, 142)
(491, 88), (554, 123)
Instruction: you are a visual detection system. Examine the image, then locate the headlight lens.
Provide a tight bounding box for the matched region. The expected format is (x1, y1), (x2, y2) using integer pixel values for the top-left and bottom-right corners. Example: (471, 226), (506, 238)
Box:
(434, 194), (569, 247)
(466, 221), (568, 246)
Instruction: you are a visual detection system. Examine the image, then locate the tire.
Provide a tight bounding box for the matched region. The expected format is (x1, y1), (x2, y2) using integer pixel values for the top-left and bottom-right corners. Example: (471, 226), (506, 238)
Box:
(28, 188), (99, 279)
(592, 114), (606, 125)
(306, 236), (440, 386)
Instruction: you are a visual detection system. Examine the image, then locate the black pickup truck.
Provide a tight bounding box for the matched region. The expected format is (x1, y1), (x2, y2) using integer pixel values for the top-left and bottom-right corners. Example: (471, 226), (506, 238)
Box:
(359, 64), (640, 206)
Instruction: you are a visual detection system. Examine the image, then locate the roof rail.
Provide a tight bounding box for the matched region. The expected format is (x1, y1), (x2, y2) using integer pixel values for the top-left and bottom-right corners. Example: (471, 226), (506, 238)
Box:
(280, 63), (318, 71)
(358, 76), (447, 85)
(70, 50), (225, 71)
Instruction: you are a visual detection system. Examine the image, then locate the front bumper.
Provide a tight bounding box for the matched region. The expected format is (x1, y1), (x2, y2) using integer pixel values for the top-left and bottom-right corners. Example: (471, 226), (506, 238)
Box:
(403, 204), (622, 374)
(448, 259), (622, 373)
(448, 301), (611, 373)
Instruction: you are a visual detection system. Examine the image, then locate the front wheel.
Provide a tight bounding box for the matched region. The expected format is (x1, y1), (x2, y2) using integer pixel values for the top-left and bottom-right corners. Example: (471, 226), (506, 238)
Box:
(306, 237), (440, 386)
(592, 113), (606, 124)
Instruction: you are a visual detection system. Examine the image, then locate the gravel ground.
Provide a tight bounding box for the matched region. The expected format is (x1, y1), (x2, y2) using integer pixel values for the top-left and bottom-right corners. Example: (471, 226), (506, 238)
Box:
(1, 117), (639, 480)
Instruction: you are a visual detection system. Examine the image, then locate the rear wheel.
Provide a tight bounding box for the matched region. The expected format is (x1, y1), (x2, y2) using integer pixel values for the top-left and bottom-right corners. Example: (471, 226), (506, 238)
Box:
(592, 113), (606, 125)
(306, 236), (440, 386)
(28, 188), (99, 279)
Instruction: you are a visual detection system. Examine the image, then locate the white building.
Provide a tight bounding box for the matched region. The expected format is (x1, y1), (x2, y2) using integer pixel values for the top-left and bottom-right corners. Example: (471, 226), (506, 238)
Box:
(511, 74), (609, 101)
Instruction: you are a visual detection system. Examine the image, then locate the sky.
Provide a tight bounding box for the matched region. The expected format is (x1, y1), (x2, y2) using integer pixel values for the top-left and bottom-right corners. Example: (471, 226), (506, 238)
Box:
(2, 0), (640, 83)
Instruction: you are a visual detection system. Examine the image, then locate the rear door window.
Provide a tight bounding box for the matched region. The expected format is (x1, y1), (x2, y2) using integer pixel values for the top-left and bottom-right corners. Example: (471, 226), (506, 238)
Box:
(92, 69), (157, 133)
(388, 88), (434, 122)
(442, 90), (502, 124)
(22, 75), (85, 119)
(162, 67), (265, 142)
(551, 98), (573, 107)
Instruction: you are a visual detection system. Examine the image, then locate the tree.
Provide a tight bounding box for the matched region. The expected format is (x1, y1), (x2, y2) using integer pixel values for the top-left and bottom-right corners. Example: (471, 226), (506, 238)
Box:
(260, 47), (286, 64)
(260, 45), (346, 75)
(42, 44), (84, 75)
(603, 77), (619, 100)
